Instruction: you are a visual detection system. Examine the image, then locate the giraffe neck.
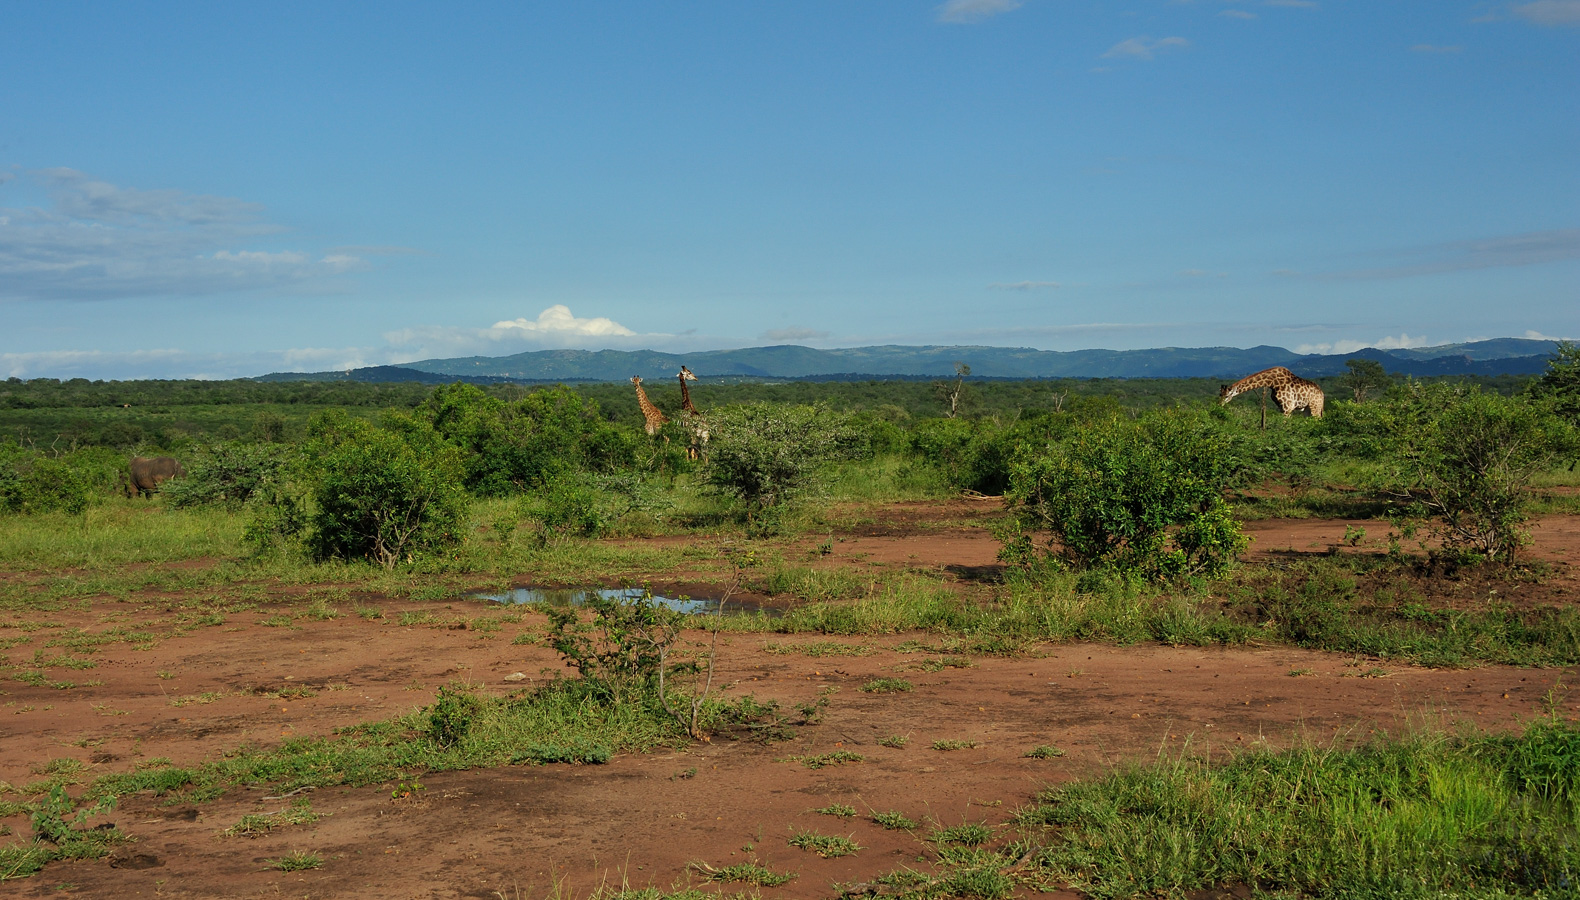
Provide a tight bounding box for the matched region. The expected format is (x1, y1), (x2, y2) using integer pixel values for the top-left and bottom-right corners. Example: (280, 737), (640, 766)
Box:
(1225, 367), (1293, 401)
(634, 384), (664, 421)
(678, 376), (699, 414)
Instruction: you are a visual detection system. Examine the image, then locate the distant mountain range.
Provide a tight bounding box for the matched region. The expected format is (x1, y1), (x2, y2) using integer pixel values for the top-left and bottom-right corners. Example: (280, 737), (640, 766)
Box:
(256, 338), (1563, 384)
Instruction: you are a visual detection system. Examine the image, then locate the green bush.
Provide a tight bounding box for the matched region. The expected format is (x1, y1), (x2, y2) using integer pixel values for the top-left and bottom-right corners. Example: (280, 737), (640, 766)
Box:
(1382, 384), (1572, 562)
(521, 477), (607, 539)
(162, 442), (286, 508)
(1004, 410), (1246, 580)
(301, 411), (468, 567)
(702, 402), (861, 513)
(0, 443), (92, 515)
(418, 383), (637, 496)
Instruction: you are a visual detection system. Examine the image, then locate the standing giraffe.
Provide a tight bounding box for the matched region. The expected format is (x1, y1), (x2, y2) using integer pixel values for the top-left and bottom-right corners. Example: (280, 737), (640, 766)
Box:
(630, 376), (669, 436)
(677, 366), (709, 460)
(1219, 367), (1325, 418)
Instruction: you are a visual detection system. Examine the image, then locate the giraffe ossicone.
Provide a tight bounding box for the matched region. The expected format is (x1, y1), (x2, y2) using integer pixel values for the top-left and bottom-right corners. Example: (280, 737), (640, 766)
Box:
(1219, 366), (1325, 418)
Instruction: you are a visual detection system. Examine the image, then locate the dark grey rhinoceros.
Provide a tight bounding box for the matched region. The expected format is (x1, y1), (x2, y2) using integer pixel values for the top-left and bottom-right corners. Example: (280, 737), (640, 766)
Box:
(126, 456), (185, 498)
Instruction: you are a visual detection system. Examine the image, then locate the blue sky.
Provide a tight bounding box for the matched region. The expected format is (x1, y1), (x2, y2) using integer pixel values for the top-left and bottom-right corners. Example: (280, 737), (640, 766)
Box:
(2, 0), (1576, 379)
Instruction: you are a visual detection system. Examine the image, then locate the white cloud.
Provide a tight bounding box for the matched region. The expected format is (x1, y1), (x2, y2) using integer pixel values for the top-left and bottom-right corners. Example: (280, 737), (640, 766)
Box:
(1512, 1), (1580, 26)
(1219, 9), (1258, 18)
(1523, 329), (1574, 341)
(936, 0), (1022, 24)
(490, 304), (638, 339)
(382, 305), (670, 360)
(1102, 36), (1190, 60)
(988, 281), (1061, 290)
(760, 327), (831, 342)
(0, 168), (365, 301)
(1410, 43), (1463, 53)
(1294, 333), (1433, 355)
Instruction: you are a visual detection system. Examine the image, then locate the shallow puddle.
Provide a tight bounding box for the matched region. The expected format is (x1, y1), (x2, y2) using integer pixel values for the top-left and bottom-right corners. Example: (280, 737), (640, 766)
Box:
(473, 586), (777, 616)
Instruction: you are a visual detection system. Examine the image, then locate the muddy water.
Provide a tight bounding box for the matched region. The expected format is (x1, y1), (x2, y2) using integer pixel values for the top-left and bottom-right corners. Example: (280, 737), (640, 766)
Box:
(474, 585), (779, 616)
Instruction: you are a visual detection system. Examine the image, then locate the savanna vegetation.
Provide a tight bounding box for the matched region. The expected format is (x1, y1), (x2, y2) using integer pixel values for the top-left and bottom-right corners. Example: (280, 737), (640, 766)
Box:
(3, 349), (1580, 894)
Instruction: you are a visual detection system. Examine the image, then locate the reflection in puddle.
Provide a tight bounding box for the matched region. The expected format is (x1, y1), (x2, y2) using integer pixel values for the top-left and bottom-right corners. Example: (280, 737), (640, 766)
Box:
(474, 586), (774, 616)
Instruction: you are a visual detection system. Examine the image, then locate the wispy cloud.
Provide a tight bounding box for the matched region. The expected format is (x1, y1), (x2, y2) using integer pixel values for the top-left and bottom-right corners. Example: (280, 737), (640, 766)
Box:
(0, 168), (366, 302)
(1102, 36), (1190, 60)
(760, 327), (831, 342)
(1294, 333), (1432, 355)
(936, 0), (1021, 24)
(1511, 1), (1580, 26)
(1410, 43), (1463, 53)
(382, 304), (667, 360)
(987, 281), (1061, 290)
(1323, 228), (1580, 280)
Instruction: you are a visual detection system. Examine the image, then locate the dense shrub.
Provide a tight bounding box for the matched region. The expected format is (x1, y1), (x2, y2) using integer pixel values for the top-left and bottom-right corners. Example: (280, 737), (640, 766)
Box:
(1004, 410), (1247, 580)
(0, 443), (102, 515)
(1527, 340), (1580, 424)
(162, 442), (287, 508)
(418, 383), (637, 496)
(1382, 383), (1573, 562)
(300, 411), (468, 567)
(702, 402), (862, 512)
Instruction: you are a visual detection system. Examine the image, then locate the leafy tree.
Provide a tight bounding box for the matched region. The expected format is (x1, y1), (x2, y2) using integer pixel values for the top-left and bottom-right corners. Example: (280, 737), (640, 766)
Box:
(702, 403), (861, 514)
(301, 411), (468, 568)
(1339, 358), (1391, 403)
(0, 443), (92, 515)
(1528, 340), (1580, 423)
(1003, 410), (1247, 580)
(1382, 384), (1572, 563)
(162, 442), (287, 507)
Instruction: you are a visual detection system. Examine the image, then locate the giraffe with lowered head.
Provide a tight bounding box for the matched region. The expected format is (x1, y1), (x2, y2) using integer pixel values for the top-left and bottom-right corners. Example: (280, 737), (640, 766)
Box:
(677, 366), (709, 459)
(1219, 366), (1325, 418)
(630, 376), (669, 436)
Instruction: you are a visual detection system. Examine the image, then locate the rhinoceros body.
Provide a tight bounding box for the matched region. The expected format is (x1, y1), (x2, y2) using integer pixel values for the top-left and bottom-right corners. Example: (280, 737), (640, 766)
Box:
(126, 456), (185, 498)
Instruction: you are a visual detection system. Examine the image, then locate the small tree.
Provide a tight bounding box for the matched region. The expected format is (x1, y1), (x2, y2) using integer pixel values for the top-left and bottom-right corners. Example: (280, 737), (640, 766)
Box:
(163, 442), (286, 508)
(1528, 340), (1580, 424)
(702, 403), (859, 515)
(1385, 385), (1570, 563)
(1340, 358), (1391, 403)
(1003, 410), (1247, 580)
(302, 412), (468, 568)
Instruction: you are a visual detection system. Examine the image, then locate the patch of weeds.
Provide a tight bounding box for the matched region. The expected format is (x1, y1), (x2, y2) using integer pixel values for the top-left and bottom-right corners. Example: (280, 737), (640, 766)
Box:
(224, 798), (319, 837)
(915, 655), (974, 673)
(268, 686), (318, 701)
(302, 600), (340, 621)
(860, 678), (914, 694)
(32, 652), (95, 670)
(469, 617), (503, 635)
(932, 739), (980, 751)
(397, 611), (435, 627)
(265, 850), (322, 872)
(939, 865), (1014, 900)
(510, 631), (540, 646)
(932, 823), (994, 846)
(670, 767), (697, 781)
(788, 828), (861, 858)
(257, 614), (293, 628)
(510, 740), (612, 766)
(788, 750), (864, 769)
(693, 861), (796, 886)
(1024, 745), (1065, 759)
(169, 692), (225, 708)
(872, 810), (917, 830)
(877, 734), (909, 748)
(91, 704), (126, 717)
(1288, 668), (1314, 677)
(763, 640), (874, 658)
(353, 606), (383, 620)
(814, 803), (857, 818)
(156, 671), (175, 680)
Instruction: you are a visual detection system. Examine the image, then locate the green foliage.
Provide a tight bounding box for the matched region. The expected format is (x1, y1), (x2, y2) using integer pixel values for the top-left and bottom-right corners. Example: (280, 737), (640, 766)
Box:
(1026, 719), (1580, 897)
(425, 686), (486, 748)
(1004, 410), (1248, 580)
(1528, 339), (1580, 423)
(0, 444), (91, 515)
(511, 739), (613, 765)
(872, 810), (918, 830)
(859, 678), (914, 693)
(266, 850), (323, 871)
(701, 402), (861, 512)
(788, 828), (861, 858)
(417, 383), (636, 496)
(0, 785), (124, 879)
(163, 441), (286, 508)
(543, 591), (683, 698)
(301, 410), (468, 567)
(519, 477), (607, 540)
(1381, 383), (1572, 562)
(1340, 357), (1392, 402)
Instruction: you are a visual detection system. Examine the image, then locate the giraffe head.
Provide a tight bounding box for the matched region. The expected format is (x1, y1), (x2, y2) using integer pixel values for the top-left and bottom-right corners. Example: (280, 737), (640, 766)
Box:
(679, 366), (697, 382)
(630, 376), (643, 386)
(1218, 383), (1234, 403)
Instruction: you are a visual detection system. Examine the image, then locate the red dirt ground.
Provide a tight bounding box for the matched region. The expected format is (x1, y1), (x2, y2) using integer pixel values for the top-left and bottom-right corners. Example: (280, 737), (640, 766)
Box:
(4, 513), (1580, 898)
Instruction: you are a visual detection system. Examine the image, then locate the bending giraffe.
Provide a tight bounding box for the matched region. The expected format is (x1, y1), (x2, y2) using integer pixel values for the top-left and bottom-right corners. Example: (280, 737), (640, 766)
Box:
(630, 376), (669, 436)
(1219, 367), (1325, 418)
(677, 366), (709, 460)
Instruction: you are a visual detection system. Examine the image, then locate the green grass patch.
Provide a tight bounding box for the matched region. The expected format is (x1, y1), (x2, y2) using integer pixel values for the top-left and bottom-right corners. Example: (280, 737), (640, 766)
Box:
(860, 678), (914, 694)
(788, 828), (861, 858)
(1020, 714), (1580, 898)
(877, 734), (909, 748)
(872, 810), (918, 830)
(814, 803), (857, 818)
(931, 739), (979, 751)
(787, 750), (864, 770)
(932, 822), (994, 846)
(762, 640), (874, 657)
(266, 850), (322, 872)
(694, 861), (796, 886)
(223, 798), (319, 836)
(1024, 745), (1065, 759)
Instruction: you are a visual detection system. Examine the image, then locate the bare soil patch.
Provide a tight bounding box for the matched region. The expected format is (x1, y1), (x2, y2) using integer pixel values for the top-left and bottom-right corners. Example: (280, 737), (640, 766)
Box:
(5, 513), (1580, 897)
